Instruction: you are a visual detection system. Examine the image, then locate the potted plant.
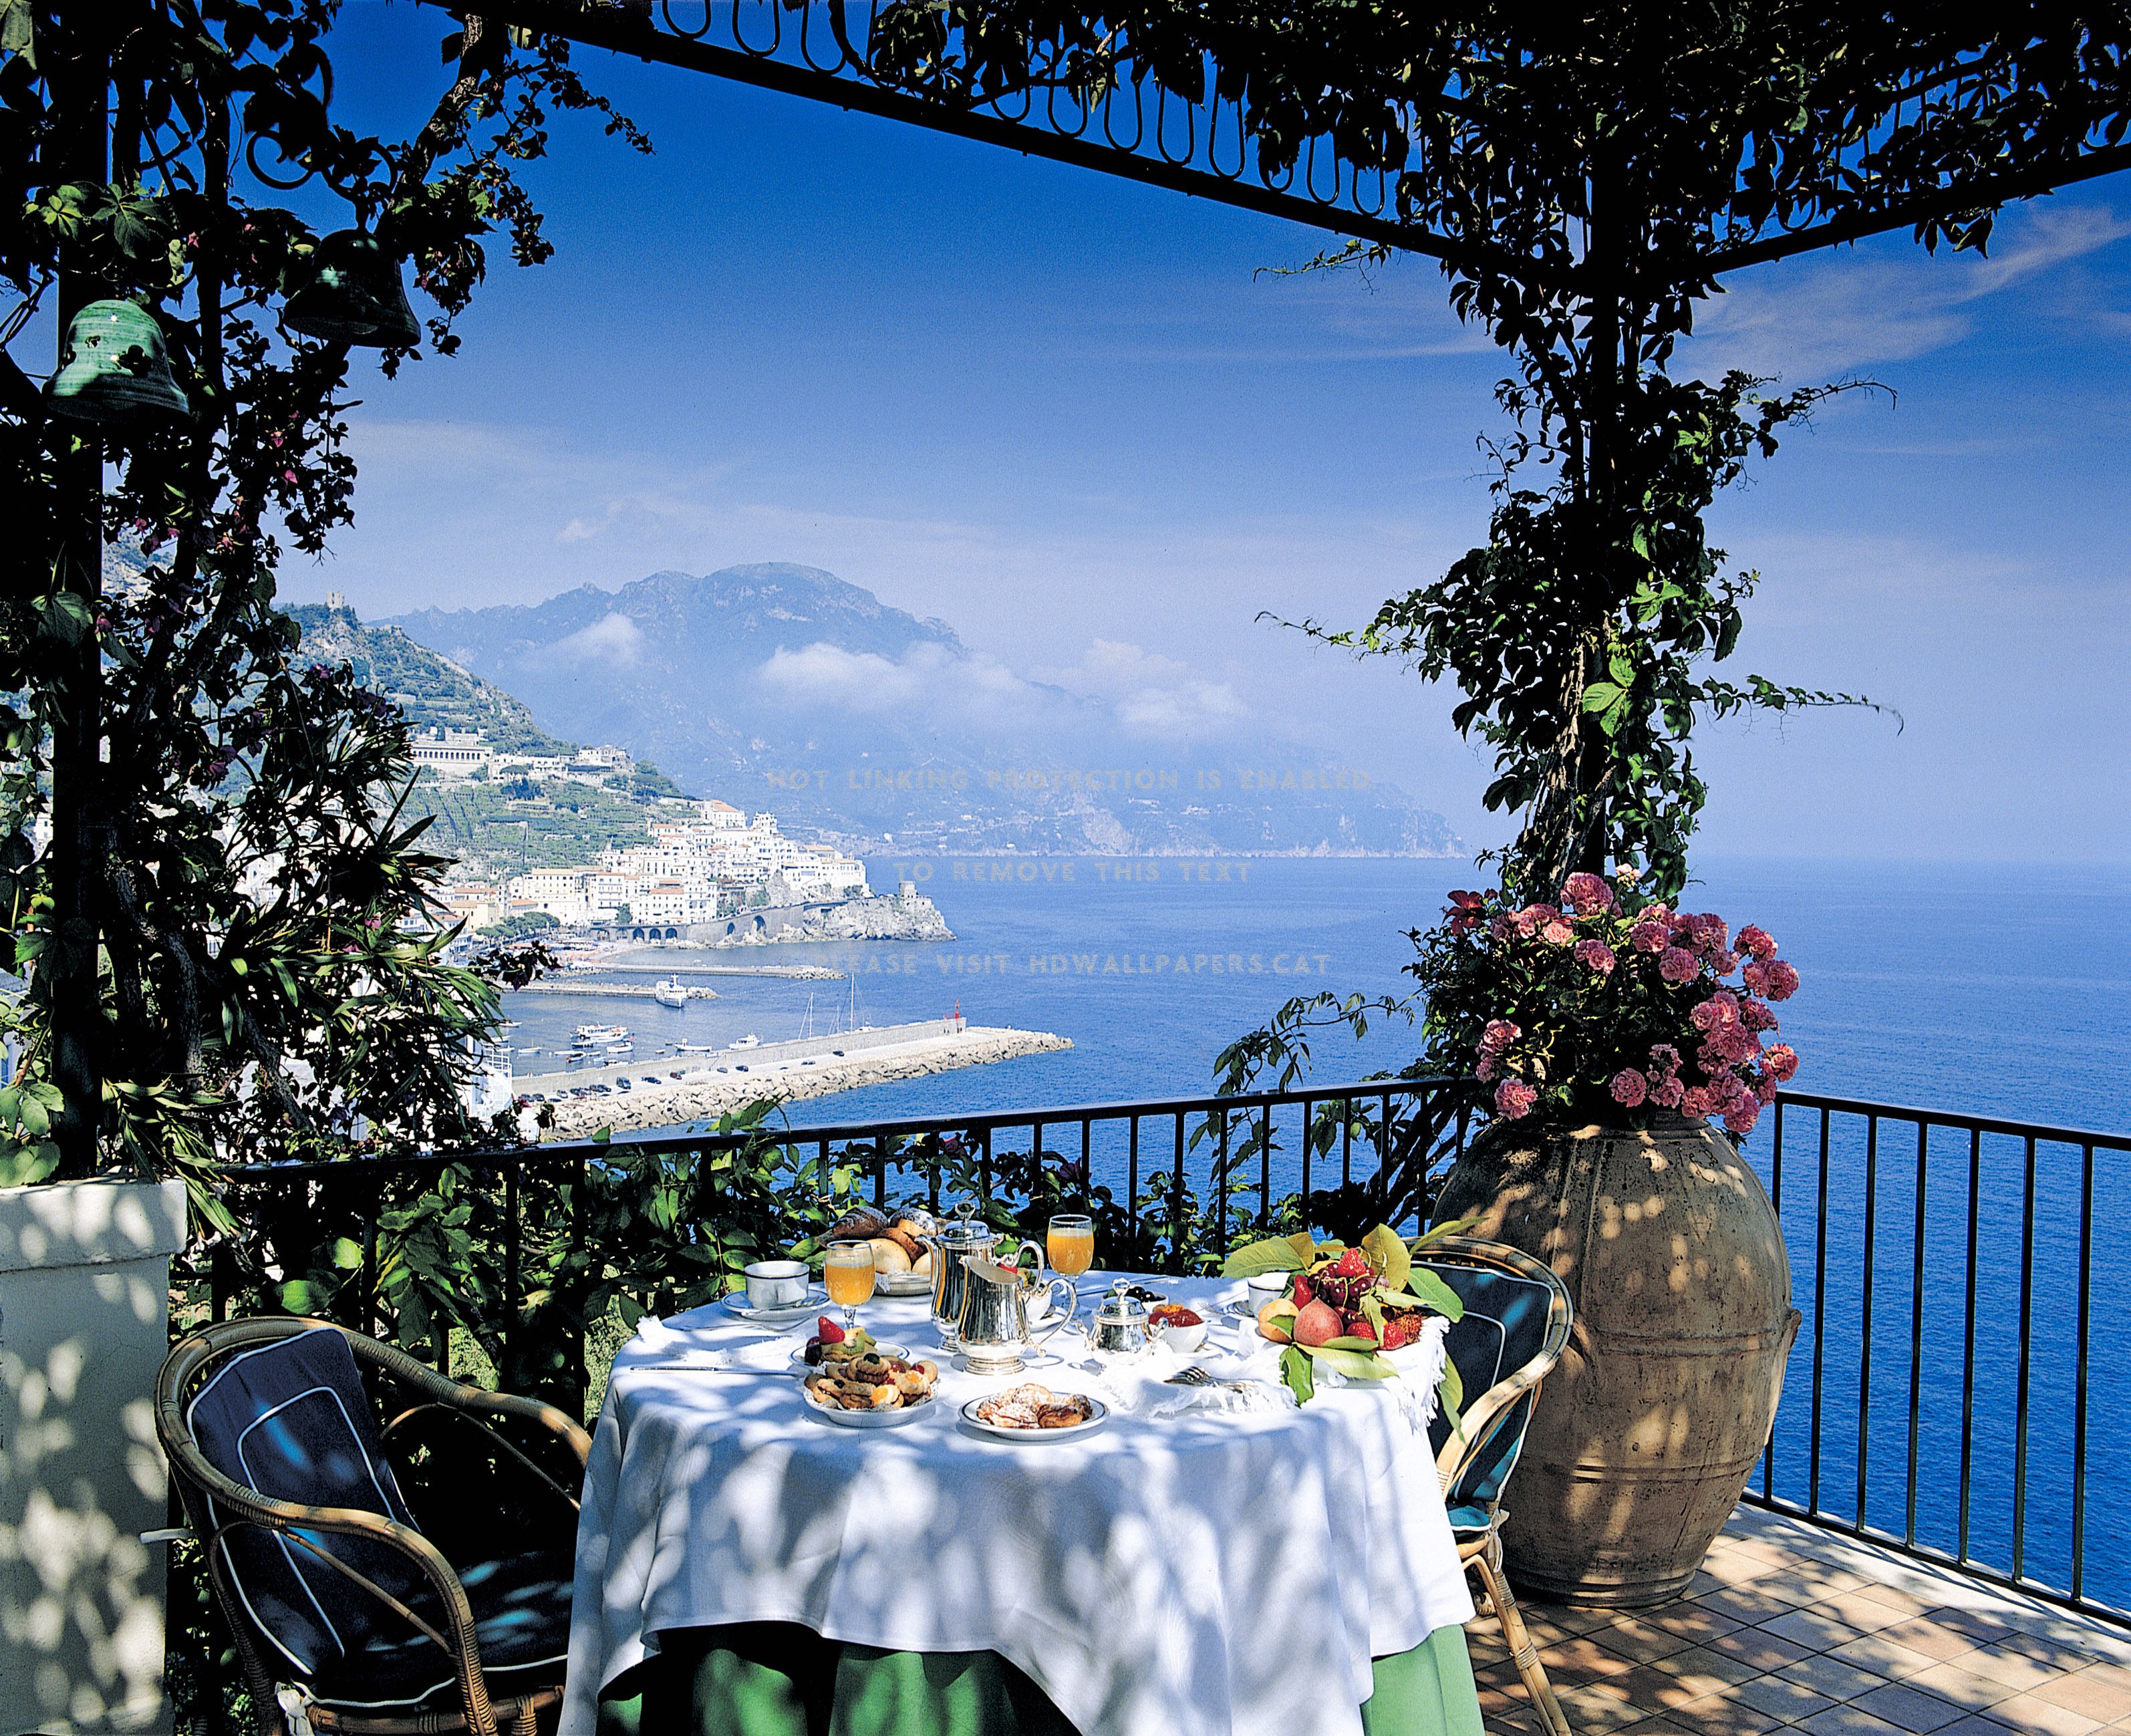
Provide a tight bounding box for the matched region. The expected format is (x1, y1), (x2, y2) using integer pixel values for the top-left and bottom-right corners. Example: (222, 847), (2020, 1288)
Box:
(1417, 868), (1803, 1607)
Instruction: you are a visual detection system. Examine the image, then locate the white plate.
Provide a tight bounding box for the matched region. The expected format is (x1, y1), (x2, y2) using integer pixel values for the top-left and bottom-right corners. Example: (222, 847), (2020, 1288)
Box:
(790, 1342), (912, 1372)
(721, 1288), (827, 1326)
(801, 1387), (940, 1427)
(959, 1393), (1109, 1442)
(875, 1271), (934, 1297)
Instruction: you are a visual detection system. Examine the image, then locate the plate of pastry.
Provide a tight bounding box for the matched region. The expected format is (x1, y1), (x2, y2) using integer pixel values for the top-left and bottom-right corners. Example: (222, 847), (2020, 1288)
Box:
(960, 1385), (1109, 1442)
(801, 1352), (942, 1427)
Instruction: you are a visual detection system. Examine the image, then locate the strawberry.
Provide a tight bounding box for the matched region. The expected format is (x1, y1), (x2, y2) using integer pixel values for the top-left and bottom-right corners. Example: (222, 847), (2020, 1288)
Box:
(1381, 1314), (1423, 1350)
(816, 1315), (845, 1344)
(1330, 1246), (1371, 1278)
(1291, 1274), (1315, 1309)
(1342, 1312), (1378, 1344)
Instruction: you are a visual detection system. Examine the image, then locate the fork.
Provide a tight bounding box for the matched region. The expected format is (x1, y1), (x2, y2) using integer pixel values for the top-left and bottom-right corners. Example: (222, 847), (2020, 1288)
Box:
(1164, 1365), (1254, 1393)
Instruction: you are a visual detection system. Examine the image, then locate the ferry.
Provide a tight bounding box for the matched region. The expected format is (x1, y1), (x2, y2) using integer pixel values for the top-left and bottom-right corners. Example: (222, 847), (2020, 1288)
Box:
(654, 978), (688, 1010)
(573, 1022), (630, 1048)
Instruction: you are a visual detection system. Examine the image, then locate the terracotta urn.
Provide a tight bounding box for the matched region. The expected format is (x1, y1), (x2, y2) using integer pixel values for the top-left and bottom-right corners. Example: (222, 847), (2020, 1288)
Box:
(1433, 1111), (1800, 1606)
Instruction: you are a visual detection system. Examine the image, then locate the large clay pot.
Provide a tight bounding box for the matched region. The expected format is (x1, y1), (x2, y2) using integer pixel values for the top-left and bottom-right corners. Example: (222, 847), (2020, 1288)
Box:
(1433, 1112), (1800, 1607)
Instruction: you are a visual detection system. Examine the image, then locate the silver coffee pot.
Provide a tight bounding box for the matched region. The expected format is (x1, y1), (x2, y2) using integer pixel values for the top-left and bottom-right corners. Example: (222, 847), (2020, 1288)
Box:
(954, 1255), (1079, 1375)
(926, 1211), (1042, 1348)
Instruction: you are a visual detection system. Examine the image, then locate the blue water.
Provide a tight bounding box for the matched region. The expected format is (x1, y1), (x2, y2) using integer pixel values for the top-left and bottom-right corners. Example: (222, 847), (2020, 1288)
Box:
(505, 855), (2131, 1609)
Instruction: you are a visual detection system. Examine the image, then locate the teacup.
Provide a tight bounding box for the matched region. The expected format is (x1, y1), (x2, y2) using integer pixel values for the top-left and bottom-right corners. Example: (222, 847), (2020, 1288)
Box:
(1245, 1272), (1292, 1306)
(744, 1259), (809, 1310)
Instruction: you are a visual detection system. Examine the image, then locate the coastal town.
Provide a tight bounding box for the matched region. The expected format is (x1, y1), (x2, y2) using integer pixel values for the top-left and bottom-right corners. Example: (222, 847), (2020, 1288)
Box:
(410, 726), (875, 934)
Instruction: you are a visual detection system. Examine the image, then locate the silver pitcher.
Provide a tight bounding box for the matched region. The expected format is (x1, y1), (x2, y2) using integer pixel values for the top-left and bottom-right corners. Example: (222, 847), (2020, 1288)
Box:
(954, 1256), (1078, 1375)
(926, 1212), (1042, 1348)
(1087, 1282), (1155, 1356)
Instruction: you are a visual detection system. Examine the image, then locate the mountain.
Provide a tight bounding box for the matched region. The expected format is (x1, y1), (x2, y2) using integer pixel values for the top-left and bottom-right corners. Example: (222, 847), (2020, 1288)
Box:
(289, 602), (573, 756)
(386, 563), (1461, 857)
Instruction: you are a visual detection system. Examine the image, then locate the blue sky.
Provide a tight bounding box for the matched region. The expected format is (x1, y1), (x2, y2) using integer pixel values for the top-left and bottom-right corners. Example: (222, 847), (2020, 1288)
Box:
(287, 5), (2130, 864)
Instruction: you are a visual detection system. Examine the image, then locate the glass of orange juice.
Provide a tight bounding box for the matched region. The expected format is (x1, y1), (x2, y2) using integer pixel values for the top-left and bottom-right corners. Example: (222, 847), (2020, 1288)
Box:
(823, 1239), (876, 1333)
(1047, 1213), (1095, 1281)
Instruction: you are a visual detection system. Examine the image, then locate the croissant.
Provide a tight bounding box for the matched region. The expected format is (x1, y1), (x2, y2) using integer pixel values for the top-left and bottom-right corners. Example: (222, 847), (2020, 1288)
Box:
(827, 1206), (890, 1242)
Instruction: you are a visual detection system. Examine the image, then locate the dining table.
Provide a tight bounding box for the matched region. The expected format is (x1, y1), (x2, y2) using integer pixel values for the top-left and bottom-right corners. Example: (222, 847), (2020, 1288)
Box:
(561, 1271), (1483, 1736)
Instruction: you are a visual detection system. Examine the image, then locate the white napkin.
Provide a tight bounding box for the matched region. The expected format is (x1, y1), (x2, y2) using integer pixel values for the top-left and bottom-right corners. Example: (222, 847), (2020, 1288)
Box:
(1070, 1341), (1295, 1418)
(626, 1313), (797, 1371)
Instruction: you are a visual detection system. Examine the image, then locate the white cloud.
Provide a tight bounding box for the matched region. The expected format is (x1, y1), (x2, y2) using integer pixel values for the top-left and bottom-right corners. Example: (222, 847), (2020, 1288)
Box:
(755, 641), (1047, 724)
(1687, 203), (2131, 378)
(546, 613), (645, 668)
(1037, 638), (1251, 734)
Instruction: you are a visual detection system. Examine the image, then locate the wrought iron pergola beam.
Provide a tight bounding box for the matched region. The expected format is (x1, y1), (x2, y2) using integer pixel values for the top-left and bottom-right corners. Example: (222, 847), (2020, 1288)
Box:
(427, 0), (1469, 265)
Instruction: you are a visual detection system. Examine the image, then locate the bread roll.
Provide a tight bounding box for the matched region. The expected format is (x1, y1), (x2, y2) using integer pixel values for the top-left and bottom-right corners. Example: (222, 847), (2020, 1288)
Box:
(878, 1225), (921, 1260)
(867, 1236), (913, 1274)
(828, 1207), (889, 1242)
(912, 1250), (932, 1276)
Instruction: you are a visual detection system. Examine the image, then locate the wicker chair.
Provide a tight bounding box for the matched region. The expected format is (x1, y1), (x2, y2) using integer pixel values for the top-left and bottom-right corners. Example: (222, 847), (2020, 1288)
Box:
(1417, 1236), (1578, 1736)
(155, 1316), (591, 1736)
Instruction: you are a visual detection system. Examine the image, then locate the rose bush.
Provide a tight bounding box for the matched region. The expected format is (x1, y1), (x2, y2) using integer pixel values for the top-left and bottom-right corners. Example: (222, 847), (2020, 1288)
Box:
(1413, 868), (1799, 1137)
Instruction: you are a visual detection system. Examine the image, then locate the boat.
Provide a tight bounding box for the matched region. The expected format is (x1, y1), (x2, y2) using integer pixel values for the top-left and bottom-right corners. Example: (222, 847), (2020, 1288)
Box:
(608, 1041), (634, 1057)
(654, 978), (688, 1010)
(574, 1022), (629, 1047)
(728, 1034), (760, 1050)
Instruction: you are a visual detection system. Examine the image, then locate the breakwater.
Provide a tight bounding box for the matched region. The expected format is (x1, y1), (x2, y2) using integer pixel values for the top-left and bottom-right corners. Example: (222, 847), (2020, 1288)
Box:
(525, 1020), (1071, 1139)
(516, 981), (720, 1001)
(564, 959), (845, 980)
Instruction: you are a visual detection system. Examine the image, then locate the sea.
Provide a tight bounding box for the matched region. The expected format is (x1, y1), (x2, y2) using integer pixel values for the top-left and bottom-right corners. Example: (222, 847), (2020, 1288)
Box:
(500, 856), (2131, 1610)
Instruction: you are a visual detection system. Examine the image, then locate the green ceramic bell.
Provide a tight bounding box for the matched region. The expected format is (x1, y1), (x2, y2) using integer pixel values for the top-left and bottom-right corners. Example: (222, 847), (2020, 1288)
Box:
(45, 298), (190, 428)
(283, 229), (420, 347)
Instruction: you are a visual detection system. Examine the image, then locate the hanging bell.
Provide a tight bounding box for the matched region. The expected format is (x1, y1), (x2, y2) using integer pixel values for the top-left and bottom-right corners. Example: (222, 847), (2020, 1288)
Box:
(45, 298), (191, 428)
(283, 229), (420, 347)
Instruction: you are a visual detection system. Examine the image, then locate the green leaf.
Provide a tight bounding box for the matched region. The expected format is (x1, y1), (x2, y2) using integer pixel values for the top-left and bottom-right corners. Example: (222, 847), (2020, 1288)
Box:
(1580, 680), (1622, 714)
(617, 1294), (645, 1329)
(1306, 1344), (1398, 1381)
(1437, 1356), (1465, 1431)
(277, 1278), (328, 1314)
(1320, 1334), (1379, 1350)
(1403, 1265), (1466, 1322)
(1279, 1342), (1316, 1405)
(330, 1236), (362, 1271)
(1361, 1223), (1409, 1294)
(0, 0), (34, 70)
(1221, 1234), (1308, 1278)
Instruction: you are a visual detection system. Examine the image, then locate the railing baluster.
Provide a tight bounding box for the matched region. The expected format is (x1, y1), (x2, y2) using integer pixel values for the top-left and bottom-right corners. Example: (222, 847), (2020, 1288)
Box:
(1764, 1099), (1786, 1499)
(362, 1176), (380, 1339)
(1080, 1119), (1091, 1204)
(1858, 1114), (1878, 1530)
(1300, 1095), (1314, 1225)
(1959, 1127), (1981, 1564)
(2072, 1141), (2094, 1602)
(2013, 1134), (2036, 1581)
(1906, 1121), (1927, 1547)
(1258, 1103), (1272, 1232)
(1127, 1116), (1140, 1267)
(503, 1158), (521, 1381)
(1171, 1112), (1186, 1274)
(1216, 1109), (1231, 1260)
(1810, 1109), (1830, 1515)
(1342, 1107), (1353, 1187)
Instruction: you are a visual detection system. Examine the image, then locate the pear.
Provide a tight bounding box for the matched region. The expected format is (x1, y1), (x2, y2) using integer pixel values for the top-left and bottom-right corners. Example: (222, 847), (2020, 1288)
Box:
(1256, 1298), (1300, 1342)
(1291, 1298), (1345, 1348)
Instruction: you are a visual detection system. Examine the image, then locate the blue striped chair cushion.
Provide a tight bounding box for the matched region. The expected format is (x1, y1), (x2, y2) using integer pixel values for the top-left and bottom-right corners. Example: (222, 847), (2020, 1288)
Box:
(1416, 1263), (1556, 1534)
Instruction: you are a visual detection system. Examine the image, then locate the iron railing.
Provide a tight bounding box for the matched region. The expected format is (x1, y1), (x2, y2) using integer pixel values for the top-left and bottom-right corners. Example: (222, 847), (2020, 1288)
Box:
(176, 1082), (2130, 1631)
(1743, 1090), (2130, 1633)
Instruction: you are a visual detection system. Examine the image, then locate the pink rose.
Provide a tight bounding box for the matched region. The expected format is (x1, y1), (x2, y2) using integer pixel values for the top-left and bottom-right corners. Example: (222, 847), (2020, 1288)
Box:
(1651, 1075), (1685, 1109)
(1712, 950), (1739, 976)
(1574, 939), (1616, 976)
(1680, 1086), (1713, 1119)
(1562, 872), (1616, 916)
(1630, 921), (1669, 954)
(1512, 903), (1552, 938)
(1540, 918), (1576, 946)
(1737, 924), (1778, 961)
(1489, 915), (1515, 945)
(1764, 1043), (1800, 1083)
(1494, 1078), (1538, 1120)
(1754, 1072), (1782, 1105)
(1648, 1043), (1681, 1077)
(1609, 1068), (1648, 1107)
(1724, 1101), (1761, 1137)
(1475, 1054), (1499, 1084)
(1481, 1019), (1522, 1054)
(1741, 999), (1778, 1032)
(1763, 960), (1800, 1002)
(1659, 946), (1699, 984)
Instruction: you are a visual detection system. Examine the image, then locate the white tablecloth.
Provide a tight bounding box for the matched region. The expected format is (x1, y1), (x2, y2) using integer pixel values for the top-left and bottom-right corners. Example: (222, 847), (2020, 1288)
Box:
(560, 1273), (1474, 1736)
